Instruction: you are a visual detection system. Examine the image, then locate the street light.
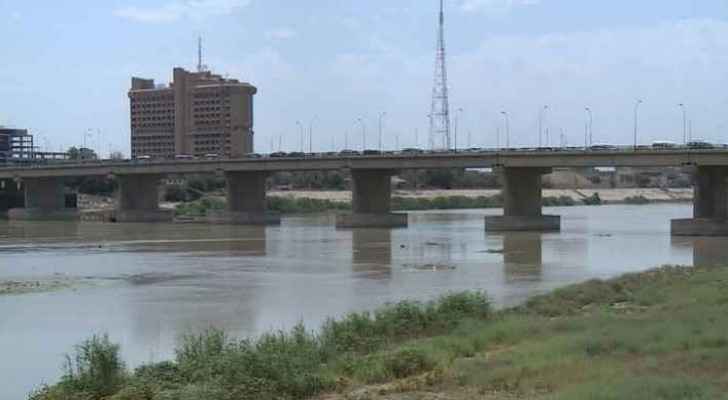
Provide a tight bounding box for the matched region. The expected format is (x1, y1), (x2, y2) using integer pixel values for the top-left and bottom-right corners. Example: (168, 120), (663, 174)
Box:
(585, 107), (593, 147)
(426, 114), (433, 150)
(633, 100), (643, 149)
(453, 108), (464, 152)
(309, 115), (318, 153)
(678, 103), (687, 144)
(500, 111), (510, 149)
(538, 105), (549, 147)
(378, 112), (387, 151)
(357, 117), (366, 150)
(296, 121), (304, 152)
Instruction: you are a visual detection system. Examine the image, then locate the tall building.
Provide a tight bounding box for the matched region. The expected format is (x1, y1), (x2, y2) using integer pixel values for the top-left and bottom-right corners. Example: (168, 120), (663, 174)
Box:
(129, 67), (257, 159)
(0, 127), (34, 163)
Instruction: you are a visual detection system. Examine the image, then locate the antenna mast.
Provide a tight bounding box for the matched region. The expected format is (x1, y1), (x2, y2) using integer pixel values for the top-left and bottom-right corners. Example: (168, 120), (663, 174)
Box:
(197, 36), (207, 72)
(429, 0), (451, 150)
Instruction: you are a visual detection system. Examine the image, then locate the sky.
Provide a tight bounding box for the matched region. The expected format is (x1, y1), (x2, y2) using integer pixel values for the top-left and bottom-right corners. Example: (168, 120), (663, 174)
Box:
(2, 0), (728, 156)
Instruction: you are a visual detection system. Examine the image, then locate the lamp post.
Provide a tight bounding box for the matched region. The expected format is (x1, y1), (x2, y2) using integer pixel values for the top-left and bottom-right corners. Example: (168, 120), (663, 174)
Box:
(500, 111), (510, 149)
(678, 103), (687, 145)
(585, 107), (593, 147)
(296, 120), (304, 152)
(377, 112), (386, 151)
(453, 108), (464, 152)
(538, 105), (549, 147)
(633, 99), (643, 149)
(357, 117), (366, 151)
(427, 114), (433, 150)
(308, 115), (318, 153)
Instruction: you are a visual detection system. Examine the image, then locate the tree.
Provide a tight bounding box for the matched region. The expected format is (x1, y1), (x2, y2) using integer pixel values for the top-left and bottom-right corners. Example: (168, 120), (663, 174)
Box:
(67, 147), (98, 161)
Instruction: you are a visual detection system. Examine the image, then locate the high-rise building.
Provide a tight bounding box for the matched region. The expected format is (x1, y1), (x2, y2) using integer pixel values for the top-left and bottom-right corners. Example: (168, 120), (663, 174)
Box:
(0, 127), (34, 163)
(129, 67), (257, 159)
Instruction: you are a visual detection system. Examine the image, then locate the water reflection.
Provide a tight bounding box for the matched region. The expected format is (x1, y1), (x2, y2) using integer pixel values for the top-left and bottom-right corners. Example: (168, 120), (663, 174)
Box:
(499, 233), (544, 282)
(672, 237), (728, 267)
(352, 229), (392, 279)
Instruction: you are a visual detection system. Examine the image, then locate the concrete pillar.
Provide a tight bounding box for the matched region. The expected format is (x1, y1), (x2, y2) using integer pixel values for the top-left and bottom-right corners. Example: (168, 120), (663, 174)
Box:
(672, 166), (728, 236)
(336, 169), (407, 228)
(8, 177), (79, 220)
(207, 171), (280, 225)
(115, 174), (174, 223)
(485, 168), (560, 231)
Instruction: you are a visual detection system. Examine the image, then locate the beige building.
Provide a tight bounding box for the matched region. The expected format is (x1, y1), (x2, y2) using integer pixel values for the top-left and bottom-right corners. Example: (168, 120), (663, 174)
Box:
(129, 67), (257, 159)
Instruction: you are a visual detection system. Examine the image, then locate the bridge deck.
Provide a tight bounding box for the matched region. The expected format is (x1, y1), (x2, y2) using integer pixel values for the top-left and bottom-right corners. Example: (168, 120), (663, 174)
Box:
(0, 149), (726, 179)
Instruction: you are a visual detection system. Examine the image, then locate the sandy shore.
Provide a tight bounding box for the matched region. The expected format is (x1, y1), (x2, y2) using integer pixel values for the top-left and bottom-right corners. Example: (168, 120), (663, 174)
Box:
(267, 188), (693, 204)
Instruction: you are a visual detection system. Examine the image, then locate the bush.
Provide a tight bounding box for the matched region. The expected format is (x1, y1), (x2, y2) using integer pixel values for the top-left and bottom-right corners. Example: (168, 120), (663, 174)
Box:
(383, 348), (435, 379)
(624, 195), (650, 205)
(32, 292), (492, 400)
(582, 192), (603, 205)
(58, 334), (126, 399)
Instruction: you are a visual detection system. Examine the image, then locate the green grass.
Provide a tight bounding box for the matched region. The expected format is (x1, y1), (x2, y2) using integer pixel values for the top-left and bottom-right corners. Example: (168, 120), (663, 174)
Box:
(30, 266), (728, 400)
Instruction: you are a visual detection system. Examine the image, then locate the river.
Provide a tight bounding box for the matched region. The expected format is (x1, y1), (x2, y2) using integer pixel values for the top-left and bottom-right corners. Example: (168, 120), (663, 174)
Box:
(1, 203), (726, 399)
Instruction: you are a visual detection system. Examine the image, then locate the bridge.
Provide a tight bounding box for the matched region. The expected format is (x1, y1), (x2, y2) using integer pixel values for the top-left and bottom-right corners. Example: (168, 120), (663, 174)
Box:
(1, 148), (727, 235)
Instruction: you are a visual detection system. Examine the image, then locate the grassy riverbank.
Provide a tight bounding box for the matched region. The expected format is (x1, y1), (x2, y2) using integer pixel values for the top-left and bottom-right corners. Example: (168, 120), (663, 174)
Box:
(30, 265), (728, 399)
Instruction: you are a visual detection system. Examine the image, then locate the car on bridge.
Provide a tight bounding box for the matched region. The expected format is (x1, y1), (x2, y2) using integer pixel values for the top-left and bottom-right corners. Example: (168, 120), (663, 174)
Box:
(402, 148), (425, 155)
(339, 149), (361, 156)
(363, 149), (382, 155)
(270, 151), (287, 158)
(687, 140), (714, 149)
(652, 141), (679, 150)
(589, 144), (618, 151)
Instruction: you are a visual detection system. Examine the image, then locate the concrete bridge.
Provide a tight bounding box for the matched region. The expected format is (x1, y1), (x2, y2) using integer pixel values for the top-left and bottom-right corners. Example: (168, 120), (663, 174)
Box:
(1, 148), (727, 235)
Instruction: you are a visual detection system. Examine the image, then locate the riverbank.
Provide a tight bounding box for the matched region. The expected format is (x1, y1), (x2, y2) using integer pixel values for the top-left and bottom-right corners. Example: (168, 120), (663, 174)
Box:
(170, 188), (690, 217)
(29, 265), (728, 400)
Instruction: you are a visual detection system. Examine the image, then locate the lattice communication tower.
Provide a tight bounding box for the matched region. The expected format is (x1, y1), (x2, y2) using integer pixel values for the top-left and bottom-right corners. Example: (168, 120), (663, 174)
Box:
(429, 0), (451, 150)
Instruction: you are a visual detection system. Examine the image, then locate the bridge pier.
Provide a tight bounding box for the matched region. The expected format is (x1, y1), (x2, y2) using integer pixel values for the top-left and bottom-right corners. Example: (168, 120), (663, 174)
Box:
(336, 169), (407, 228)
(115, 175), (174, 223)
(8, 177), (79, 220)
(207, 171), (280, 225)
(485, 167), (560, 232)
(672, 166), (728, 236)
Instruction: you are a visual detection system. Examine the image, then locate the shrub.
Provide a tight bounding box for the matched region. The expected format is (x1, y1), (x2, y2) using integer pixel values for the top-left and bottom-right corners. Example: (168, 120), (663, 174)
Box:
(59, 334), (126, 399)
(382, 348), (435, 379)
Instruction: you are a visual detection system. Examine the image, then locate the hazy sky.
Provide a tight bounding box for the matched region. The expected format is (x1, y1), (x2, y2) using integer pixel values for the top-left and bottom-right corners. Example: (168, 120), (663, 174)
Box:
(2, 0), (728, 155)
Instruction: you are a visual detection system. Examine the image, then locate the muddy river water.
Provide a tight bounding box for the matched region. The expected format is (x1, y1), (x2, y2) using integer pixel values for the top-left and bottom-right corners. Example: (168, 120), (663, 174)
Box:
(1, 204), (726, 399)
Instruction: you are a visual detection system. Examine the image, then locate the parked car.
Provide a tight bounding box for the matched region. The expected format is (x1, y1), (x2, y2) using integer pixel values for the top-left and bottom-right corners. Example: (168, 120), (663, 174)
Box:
(652, 141), (679, 150)
(589, 144), (618, 151)
(204, 153), (221, 159)
(687, 140), (714, 149)
(402, 148), (425, 155)
(174, 154), (194, 160)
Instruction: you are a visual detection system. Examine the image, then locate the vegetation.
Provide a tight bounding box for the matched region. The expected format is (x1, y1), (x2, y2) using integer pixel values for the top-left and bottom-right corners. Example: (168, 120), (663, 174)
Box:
(174, 195), (581, 216)
(582, 192), (603, 205)
(31, 266), (728, 399)
(624, 195), (651, 205)
(29, 292), (491, 400)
